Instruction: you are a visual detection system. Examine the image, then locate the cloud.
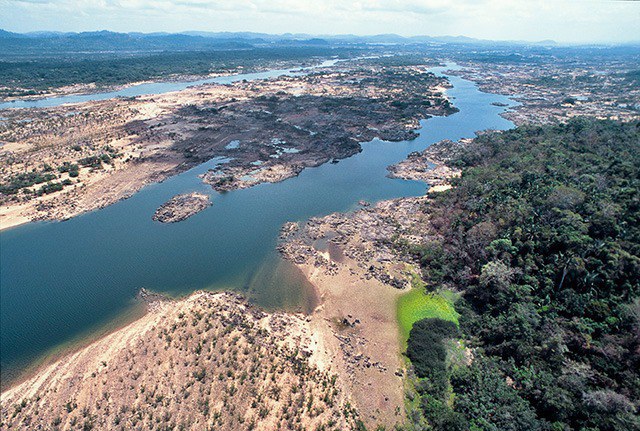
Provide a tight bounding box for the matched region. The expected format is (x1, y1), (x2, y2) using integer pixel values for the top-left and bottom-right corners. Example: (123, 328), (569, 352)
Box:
(358, 0), (450, 15)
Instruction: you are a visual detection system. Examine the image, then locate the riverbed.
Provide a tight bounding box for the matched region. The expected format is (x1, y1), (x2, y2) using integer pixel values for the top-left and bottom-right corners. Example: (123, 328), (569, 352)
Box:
(0, 63), (516, 388)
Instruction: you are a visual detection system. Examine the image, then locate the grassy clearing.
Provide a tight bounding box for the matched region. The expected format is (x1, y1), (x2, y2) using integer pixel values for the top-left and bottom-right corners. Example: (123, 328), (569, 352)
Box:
(397, 288), (459, 344)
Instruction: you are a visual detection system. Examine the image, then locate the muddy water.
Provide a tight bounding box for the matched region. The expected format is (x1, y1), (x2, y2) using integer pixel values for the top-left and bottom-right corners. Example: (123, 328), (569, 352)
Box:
(0, 64), (516, 388)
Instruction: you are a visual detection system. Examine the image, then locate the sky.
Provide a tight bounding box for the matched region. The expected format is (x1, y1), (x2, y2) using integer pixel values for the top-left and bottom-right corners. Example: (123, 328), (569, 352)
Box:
(1, 0), (639, 44)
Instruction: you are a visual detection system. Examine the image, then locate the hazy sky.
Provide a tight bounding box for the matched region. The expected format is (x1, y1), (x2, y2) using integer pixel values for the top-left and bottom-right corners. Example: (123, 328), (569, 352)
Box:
(1, 0), (639, 43)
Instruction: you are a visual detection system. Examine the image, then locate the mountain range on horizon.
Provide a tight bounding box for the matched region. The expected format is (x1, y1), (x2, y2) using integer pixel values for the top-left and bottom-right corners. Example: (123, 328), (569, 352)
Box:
(0, 28), (567, 47)
(2, 28), (638, 61)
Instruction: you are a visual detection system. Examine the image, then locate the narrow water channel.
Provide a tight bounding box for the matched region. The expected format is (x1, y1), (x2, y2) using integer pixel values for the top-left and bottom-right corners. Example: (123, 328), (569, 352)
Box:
(0, 64), (517, 388)
(0, 59), (340, 110)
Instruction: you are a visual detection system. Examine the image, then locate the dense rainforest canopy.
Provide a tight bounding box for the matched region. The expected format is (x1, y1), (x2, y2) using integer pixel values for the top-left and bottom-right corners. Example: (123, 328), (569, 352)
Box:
(405, 119), (640, 431)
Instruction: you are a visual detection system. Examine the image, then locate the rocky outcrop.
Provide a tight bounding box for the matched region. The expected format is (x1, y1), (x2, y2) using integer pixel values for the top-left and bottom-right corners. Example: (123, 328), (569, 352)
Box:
(386, 139), (465, 186)
(152, 192), (211, 223)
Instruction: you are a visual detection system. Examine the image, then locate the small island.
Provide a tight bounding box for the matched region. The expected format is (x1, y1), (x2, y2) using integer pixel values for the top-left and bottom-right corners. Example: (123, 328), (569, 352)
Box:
(152, 192), (211, 223)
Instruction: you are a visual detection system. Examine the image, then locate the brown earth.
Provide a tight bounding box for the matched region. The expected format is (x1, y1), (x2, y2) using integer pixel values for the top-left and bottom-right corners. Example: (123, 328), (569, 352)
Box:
(0, 292), (365, 431)
(274, 138), (467, 426)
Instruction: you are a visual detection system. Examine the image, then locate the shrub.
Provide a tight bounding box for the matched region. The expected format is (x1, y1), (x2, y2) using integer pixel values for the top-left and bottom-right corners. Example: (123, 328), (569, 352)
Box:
(406, 318), (459, 396)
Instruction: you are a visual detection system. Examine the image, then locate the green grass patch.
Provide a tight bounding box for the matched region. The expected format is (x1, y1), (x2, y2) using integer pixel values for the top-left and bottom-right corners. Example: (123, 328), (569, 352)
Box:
(397, 288), (459, 344)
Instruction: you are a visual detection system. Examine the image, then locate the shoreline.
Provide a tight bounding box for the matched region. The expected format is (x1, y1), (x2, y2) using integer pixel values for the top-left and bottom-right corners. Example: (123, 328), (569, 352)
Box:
(0, 265), (408, 429)
(0, 62), (456, 232)
(0, 57), (340, 106)
(0, 297), (148, 393)
(274, 138), (465, 425)
(0, 203), (31, 231)
(0, 157), (191, 232)
(1, 99), (466, 429)
(1, 138), (463, 424)
(0, 58), (473, 428)
(1, 290), (370, 429)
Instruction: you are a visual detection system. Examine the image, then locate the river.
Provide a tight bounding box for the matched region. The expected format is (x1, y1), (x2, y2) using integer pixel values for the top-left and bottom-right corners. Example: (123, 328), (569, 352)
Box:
(0, 59), (340, 110)
(0, 63), (516, 388)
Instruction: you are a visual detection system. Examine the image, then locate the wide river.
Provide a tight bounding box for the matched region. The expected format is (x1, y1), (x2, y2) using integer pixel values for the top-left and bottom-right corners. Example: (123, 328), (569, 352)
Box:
(0, 62), (516, 388)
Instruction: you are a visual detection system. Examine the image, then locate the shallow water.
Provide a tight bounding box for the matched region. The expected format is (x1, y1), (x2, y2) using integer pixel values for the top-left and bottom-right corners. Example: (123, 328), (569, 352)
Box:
(0, 64), (516, 386)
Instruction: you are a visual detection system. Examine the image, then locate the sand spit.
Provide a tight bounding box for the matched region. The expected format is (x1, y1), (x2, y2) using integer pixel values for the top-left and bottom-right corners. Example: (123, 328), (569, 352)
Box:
(1, 292), (366, 431)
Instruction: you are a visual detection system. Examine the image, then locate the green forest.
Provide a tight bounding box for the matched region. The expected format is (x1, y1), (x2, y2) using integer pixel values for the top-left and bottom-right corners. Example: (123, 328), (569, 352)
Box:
(0, 46), (354, 97)
(404, 119), (640, 430)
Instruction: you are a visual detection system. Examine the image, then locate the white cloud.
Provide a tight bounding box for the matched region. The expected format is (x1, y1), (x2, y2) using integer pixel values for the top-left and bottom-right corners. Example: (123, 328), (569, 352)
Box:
(1, 0), (639, 43)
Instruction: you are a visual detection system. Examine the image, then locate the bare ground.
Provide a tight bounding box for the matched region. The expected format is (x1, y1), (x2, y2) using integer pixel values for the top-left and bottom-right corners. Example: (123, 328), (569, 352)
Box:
(274, 138), (466, 426)
(1, 292), (364, 431)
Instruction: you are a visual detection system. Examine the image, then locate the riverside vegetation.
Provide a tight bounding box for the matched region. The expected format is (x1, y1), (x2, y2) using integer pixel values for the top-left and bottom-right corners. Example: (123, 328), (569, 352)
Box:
(2, 115), (637, 431)
(276, 118), (639, 430)
(1, 113), (638, 431)
(401, 119), (640, 431)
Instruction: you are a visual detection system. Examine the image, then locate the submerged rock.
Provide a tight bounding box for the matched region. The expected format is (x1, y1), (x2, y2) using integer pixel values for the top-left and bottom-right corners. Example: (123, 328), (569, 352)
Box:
(152, 192), (211, 223)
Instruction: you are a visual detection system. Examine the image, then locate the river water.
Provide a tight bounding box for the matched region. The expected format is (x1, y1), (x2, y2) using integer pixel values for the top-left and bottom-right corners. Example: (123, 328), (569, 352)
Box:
(0, 63), (516, 387)
(0, 59), (340, 110)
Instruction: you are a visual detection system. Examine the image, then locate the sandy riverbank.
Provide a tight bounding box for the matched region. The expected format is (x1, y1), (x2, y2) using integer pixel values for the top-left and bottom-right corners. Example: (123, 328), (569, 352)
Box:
(300, 256), (407, 427)
(1, 291), (369, 430)
(0, 204), (31, 230)
(0, 256), (404, 429)
(274, 137), (467, 426)
(1, 273), (407, 431)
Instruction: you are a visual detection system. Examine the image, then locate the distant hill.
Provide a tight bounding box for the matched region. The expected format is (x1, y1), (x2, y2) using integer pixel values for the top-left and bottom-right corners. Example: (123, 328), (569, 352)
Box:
(0, 28), (559, 46)
(0, 29), (23, 38)
(0, 30), (259, 58)
(0, 30), (353, 58)
(3, 29), (636, 61)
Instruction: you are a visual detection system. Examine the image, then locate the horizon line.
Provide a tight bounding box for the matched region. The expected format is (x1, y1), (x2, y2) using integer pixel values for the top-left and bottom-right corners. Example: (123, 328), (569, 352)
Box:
(2, 28), (640, 47)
